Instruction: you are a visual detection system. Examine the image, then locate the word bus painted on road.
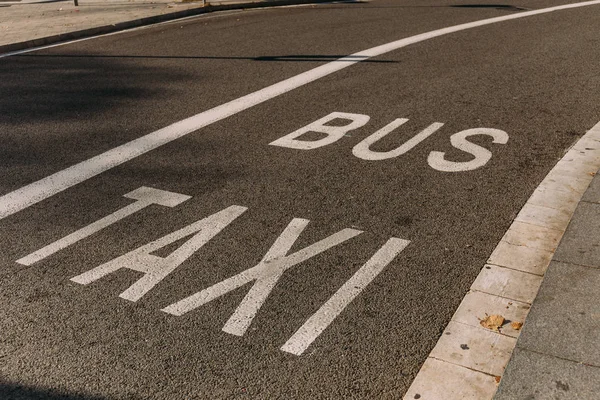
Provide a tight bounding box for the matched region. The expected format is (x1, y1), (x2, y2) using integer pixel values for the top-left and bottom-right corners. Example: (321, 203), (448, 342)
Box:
(270, 112), (509, 172)
(16, 187), (410, 356)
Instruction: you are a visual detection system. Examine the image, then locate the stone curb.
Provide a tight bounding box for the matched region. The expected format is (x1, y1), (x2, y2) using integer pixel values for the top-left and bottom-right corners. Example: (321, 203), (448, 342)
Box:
(404, 119), (600, 399)
(0, 0), (329, 54)
(2, 0), (65, 5)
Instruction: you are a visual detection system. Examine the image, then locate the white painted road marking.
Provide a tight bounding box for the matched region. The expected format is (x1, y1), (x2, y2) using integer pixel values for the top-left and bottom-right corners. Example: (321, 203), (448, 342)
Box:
(16, 186), (191, 266)
(273, 113), (508, 169)
(30, 194), (408, 354)
(71, 205), (247, 302)
(50, 204), (408, 354)
(352, 119), (444, 161)
(281, 237), (411, 355)
(161, 221), (362, 328)
(1, 0), (599, 219)
(269, 112), (371, 150)
(427, 128), (509, 172)
(220, 218), (315, 336)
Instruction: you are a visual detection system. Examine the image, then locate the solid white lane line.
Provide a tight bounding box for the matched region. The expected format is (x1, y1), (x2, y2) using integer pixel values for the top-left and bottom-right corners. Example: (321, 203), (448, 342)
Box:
(403, 120), (600, 400)
(1, 0), (599, 220)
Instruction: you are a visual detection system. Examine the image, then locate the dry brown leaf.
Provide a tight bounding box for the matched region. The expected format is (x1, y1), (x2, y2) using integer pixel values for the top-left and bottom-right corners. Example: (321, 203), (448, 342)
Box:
(479, 314), (505, 331)
(511, 322), (523, 330)
(494, 376), (501, 384)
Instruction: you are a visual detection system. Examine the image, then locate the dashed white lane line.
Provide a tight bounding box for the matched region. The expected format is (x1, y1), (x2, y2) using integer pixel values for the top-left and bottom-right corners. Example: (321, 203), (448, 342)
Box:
(403, 120), (600, 400)
(1, 0), (600, 220)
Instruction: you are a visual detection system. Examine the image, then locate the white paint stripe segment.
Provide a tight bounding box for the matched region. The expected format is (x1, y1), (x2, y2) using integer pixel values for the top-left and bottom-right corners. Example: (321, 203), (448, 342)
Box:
(15, 186), (190, 266)
(281, 237), (410, 355)
(1, 0), (600, 220)
(404, 120), (600, 400)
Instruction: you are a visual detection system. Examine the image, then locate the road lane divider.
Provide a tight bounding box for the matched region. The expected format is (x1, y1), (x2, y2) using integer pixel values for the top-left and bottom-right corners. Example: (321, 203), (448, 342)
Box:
(403, 120), (600, 400)
(1, 0), (600, 219)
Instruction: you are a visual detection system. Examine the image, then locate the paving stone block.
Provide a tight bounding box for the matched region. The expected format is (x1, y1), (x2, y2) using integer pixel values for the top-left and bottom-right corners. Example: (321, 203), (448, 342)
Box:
(472, 265), (543, 304)
(404, 358), (498, 400)
(495, 347), (600, 400)
(430, 321), (516, 377)
(452, 291), (530, 339)
(516, 261), (600, 366)
(582, 173), (600, 204)
(553, 202), (600, 269)
(488, 240), (553, 275)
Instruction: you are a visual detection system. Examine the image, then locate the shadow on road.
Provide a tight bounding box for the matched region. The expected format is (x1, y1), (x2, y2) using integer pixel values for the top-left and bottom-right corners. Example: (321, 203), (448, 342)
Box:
(16, 53), (397, 63)
(300, 2), (528, 11)
(0, 52), (191, 124)
(0, 50), (246, 194)
(450, 4), (529, 11)
(1, 51), (395, 125)
(0, 381), (108, 400)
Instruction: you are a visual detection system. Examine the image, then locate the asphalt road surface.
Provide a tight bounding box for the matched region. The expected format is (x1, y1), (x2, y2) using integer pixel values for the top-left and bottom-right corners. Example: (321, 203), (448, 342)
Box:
(1, 0), (599, 398)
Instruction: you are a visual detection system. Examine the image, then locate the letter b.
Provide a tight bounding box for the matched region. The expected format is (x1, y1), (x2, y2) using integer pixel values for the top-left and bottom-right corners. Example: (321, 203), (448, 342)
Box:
(269, 112), (370, 150)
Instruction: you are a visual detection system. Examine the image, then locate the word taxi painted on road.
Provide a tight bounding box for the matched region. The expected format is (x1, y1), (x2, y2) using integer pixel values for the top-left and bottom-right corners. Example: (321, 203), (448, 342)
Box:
(16, 186), (410, 356)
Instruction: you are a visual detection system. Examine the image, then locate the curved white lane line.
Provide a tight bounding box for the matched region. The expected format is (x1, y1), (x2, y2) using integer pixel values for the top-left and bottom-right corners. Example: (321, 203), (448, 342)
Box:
(1, 0), (599, 219)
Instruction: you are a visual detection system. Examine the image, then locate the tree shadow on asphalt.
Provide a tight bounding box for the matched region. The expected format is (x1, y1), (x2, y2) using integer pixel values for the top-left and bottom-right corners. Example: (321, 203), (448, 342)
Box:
(0, 381), (109, 400)
(1, 52), (395, 126)
(0, 52), (245, 193)
(0, 52), (191, 125)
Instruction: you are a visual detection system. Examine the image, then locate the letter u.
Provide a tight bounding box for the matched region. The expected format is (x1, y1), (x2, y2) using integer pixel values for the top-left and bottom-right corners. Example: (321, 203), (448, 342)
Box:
(352, 119), (444, 161)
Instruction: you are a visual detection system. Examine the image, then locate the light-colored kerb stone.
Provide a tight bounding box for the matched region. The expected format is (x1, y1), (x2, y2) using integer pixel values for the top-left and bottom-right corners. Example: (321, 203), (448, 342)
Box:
(429, 321), (516, 376)
(452, 291), (530, 338)
(502, 221), (564, 253)
(472, 265), (543, 304)
(487, 240), (553, 275)
(403, 358), (498, 400)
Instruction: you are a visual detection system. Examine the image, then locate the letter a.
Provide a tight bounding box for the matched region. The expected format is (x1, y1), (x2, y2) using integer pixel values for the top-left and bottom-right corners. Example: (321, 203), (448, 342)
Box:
(70, 205), (247, 302)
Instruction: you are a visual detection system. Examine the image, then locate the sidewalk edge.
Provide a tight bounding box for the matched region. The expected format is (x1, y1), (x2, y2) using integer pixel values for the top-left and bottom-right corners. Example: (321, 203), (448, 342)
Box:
(404, 121), (600, 399)
(0, 0), (328, 55)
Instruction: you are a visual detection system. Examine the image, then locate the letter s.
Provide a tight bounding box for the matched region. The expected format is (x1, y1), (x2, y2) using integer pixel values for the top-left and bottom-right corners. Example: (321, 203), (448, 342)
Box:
(427, 128), (508, 172)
